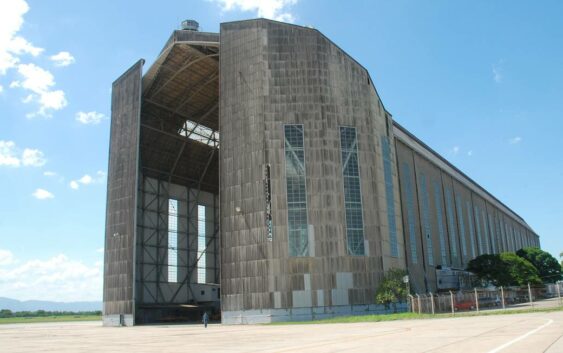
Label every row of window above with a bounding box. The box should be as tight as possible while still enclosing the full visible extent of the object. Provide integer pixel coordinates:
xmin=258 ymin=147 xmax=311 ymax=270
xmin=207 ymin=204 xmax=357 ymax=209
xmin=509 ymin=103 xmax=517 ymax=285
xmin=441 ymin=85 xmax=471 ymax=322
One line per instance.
xmin=400 ymin=163 xmax=537 ymax=267
xmin=284 ymin=125 xmax=368 ymax=256
xmin=167 ymin=202 xmax=209 ymax=284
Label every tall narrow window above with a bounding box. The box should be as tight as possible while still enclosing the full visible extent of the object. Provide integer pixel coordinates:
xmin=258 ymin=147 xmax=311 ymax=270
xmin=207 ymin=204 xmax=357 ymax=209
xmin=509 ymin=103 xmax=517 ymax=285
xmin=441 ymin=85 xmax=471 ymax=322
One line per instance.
xmin=444 ymin=188 xmax=458 ymax=261
xmin=504 ymin=222 xmax=511 ymax=251
xmin=510 ymin=226 xmax=517 ymax=252
xmin=284 ymin=125 xmax=309 ymax=257
xmin=168 ymin=199 xmax=179 ymax=283
xmin=481 ymin=210 xmax=490 ymax=253
xmin=474 ymin=205 xmax=484 ymax=255
xmin=488 ymin=213 xmax=496 ymax=253
xmin=402 ymin=163 xmax=418 ymax=264
xmin=455 ymin=196 xmax=468 ymax=258
xmin=197 ymin=205 xmax=207 ymax=283
xmin=500 ymin=218 xmax=508 ymax=251
xmin=419 ymin=174 xmax=433 ymax=266
xmin=466 ymin=201 xmax=477 ymax=258
xmin=340 ymin=127 xmax=365 ymax=256
xmin=433 ymin=181 xmax=447 ymax=265
xmin=381 ymin=136 xmax=398 ymax=257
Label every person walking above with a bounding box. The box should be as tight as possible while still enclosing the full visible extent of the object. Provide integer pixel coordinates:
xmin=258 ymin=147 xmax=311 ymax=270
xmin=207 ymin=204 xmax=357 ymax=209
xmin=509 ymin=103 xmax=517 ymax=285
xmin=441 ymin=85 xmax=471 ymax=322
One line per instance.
xmin=202 ymin=312 xmax=209 ymax=328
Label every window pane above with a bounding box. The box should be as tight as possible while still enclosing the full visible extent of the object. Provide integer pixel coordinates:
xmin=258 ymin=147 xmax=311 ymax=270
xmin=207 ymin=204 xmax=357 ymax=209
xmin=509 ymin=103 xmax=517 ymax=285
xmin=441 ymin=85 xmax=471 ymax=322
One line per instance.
xmin=284 ymin=124 xmax=309 ymax=257
xmin=340 ymin=127 xmax=365 ymax=256
xmin=168 ymin=199 xmax=178 ymax=283
xmin=381 ymin=136 xmax=398 ymax=257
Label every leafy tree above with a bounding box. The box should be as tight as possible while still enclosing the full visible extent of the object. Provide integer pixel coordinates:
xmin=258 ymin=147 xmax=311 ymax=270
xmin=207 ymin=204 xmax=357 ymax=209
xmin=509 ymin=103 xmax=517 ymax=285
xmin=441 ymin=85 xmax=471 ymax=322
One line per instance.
xmin=516 ymin=247 xmax=562 ymax=283
xmin=375 ymin=268 xmax=408 ymax=312
xmin=500 ymin=252 xmax=541 ymax=286
xmin=466 ymin=254 xmax=511 ymax=286
xmin=467 ymin=253 xmax=541 ymax=286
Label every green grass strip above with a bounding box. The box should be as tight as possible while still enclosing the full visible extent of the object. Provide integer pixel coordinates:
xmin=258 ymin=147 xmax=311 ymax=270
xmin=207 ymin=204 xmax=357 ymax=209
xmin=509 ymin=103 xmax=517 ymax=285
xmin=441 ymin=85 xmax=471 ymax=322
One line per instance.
xmin=0 ymin=315 xmax=101 ymax=325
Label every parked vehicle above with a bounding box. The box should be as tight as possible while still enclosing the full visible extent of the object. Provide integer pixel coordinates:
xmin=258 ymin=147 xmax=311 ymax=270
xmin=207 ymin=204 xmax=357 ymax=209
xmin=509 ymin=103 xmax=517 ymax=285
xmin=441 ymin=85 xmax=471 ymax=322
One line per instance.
xmin=454 ymin=300 xmax=475 ymax=311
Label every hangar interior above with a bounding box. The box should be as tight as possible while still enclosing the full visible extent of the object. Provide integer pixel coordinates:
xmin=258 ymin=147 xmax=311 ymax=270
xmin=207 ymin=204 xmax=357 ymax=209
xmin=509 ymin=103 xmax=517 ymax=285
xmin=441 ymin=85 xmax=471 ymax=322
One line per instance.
xmin=134 ymin=29 xmax=221 ymax=323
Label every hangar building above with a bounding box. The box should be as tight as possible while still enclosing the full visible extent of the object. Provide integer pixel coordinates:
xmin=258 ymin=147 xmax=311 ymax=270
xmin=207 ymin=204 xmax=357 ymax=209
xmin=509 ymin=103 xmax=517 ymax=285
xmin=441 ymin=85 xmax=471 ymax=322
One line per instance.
xmin=103 ymin=19 xmax=540 ymax=326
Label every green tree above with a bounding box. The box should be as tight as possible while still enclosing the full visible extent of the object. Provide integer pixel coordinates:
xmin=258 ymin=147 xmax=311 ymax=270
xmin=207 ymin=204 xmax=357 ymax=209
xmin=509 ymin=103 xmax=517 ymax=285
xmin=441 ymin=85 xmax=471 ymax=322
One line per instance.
xmin=516 ymin=247 xmax=562 ymax=283
xmin=501 ymin=252 xmax=541 ymax=286
xmin=0 ymin=309 xmax=13 ymax=318
xmin=375 ymin=268 xmax=408 ymax=312
xmin=467 ymin=253 xmax=541 ymax=286
xmin=466 ymin=254 xmax=511 ymax=286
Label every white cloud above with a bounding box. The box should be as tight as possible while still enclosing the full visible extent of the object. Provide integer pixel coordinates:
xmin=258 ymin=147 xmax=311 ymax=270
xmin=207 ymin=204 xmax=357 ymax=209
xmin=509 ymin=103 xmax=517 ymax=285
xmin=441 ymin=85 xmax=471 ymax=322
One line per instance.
xmin=22 ymin=148 xmax=46 ymax=166
xmin=0 ymin=84 xmax=3 ymax=93
xmin=509 ymin=136 xmax=522 ymax=144
xmin=0 ymin=140 xmax=21 ymax=167
xmin=467 ymin=150 xmax=473 ymax=157
xmin=0 ymin=140 xmax=47 ymax=167
xmin=43 ymin=170 xmax=56 ymax=177
xmin=450 ymin=146 xmax=460 ymax=155
xmin=0 ymin=249 xmax=15 ymax=266
xmin=79 ymin=174 xmax=93 ymax=185
xmin=32 ymin=188 xmax=54 ymax=200
xmin=209 ymin=0 xmax=298 ymax=22
xmin=0 ymin=252 xmax=102 ymax=302
xmin=0 ymin=1 xmax=69 ymax=118
xmin=13 ymin=63 xmax=67 ymax=118
xmin=0 ymin=0 xmax=43 ymax=75
xmin=76 ymin=111 xmax=107 ymax=125
xmin=69 ymin=170 xmax=106 ymax=190
xmin=50 ymin=51 xmax=75 ymax=67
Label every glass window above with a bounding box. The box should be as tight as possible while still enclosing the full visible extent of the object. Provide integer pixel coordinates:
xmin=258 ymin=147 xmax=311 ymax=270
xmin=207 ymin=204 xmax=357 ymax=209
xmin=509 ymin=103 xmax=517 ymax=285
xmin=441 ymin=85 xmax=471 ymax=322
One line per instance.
xmin=401 ymin=162 xmax=418 ymax=264
xmin=168 ymin=199 xmax=179 ymax=283
xmin=505 ymin=223 xmax=511 ymax=251
xmin=284 ymin=125 xmax=309 ymax=257
xmin=488 ymin=213 xmax=496 ymax=253
xmin=481 ymin=210 xmax=490 ymax=254
xmin=197 ymin=205 xmax=206 ymax=283
xmin=474 ymin=205 xmax=484 ymax=255
xmin=419 ymin=173 xmax=433 ymax=266
xmin=445 ymin=188 xmax=458 ymax=261
xmin=340 ymin=127 xmax=365 ymax=255
xmin=381 ymin=136 xmax=398 ymax=257
xmin=433 ymin=181 xmax=447 ymax=266
xmin=455 ymin=196 xmax=468 ymax=258
xmin=466 ymin=201 xmax=476 ymax=258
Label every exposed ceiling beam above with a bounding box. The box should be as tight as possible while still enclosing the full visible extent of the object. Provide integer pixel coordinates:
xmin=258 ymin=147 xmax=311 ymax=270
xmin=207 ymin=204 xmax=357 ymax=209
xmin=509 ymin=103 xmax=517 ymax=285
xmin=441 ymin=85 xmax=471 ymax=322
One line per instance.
xmin=149 ymin=53 xmax=219 ymax=99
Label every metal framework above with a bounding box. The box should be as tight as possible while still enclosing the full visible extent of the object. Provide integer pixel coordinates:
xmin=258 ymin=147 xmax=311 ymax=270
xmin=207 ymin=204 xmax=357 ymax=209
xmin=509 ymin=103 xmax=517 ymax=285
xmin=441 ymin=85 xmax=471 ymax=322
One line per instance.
xmin=134 ymin=31 xmax=221 ymax=322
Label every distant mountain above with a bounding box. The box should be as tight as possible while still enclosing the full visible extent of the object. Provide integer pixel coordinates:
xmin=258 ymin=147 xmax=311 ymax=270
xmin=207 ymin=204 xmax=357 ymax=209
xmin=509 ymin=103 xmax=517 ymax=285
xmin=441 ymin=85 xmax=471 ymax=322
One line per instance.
xmin=0 ymin=297 xmax=102 ymax=312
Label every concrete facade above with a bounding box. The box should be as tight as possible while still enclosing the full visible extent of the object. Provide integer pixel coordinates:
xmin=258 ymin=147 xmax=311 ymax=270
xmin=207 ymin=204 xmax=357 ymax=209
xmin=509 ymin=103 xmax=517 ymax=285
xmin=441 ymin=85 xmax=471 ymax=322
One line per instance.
xmin=103 ymin=18 xmax=540 ymax=325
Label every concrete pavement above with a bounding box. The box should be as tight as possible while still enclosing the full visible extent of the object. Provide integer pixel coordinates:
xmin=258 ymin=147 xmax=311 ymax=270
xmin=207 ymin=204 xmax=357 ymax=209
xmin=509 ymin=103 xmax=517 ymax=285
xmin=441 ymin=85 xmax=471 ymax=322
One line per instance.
xmin=0 ymin=310 xmax=562 ymax=352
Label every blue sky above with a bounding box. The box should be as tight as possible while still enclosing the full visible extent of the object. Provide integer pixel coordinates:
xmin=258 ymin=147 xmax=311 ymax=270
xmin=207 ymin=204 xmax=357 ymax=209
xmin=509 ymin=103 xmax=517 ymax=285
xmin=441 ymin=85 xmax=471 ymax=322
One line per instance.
xmin=0 ymin=0 xmax=561 ymax=301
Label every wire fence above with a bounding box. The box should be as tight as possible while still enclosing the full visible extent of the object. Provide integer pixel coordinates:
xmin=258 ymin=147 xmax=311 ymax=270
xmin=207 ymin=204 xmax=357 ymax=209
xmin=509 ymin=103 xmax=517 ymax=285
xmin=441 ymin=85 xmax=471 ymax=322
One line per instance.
xmin=408 ymin=282 xmax=563 ymax=315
